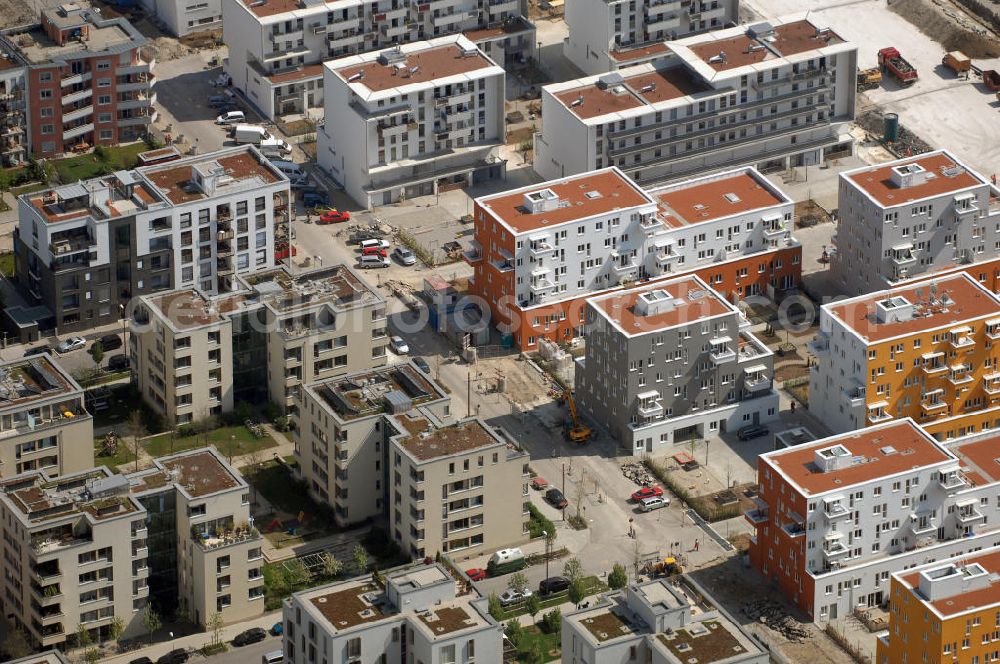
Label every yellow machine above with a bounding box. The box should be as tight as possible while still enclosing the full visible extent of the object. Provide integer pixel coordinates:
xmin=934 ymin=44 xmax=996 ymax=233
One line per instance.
xmin=857 ymin=67 xmax=882 ymax=91
xmin=562 ymin=389 xmax=592 ymax=443
xmin=647 ymin=557 xmax=683 ymax=577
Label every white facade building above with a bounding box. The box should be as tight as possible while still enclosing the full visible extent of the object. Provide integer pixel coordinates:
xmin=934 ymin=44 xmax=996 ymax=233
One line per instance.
xmin=317 ymin=35 xmax=506 ymax=207
xmin=138 ymin=0 xmax=222 ymax=37
xmin=832 ymin=150 xmax=1000 ymax=296
xmin=221 ymin=0 xmax=533 ymax=120
xmin=536 ymin=15 xmax=857 ymax=187
xmin=564 ymin=0 xmax=739 ymax=76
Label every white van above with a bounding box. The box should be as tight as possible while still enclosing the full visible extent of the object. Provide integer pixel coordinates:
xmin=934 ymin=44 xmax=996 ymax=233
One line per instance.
xmin=639 ymin=496 xmax=669 ymax=512
xmin=259 ymin=138 xmax=292 ymax=157
xmin=269 ymin=159 xmax=305 ymax=179
xmin=262 ymin=650 xmax=283 ymax=664
xmin=360 ymin=238 xmax=391 ymax=252
xmin=489 ymin=548 xmax=525 ymax=567
xmin=359 ymin=255 xmax=390 ymax=269
xmin=234 ymin=124 xmax=269 ymax=144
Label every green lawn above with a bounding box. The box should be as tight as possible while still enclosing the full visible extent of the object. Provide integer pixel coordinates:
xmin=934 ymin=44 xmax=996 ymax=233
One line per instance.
xmin=90 ymin=384 xmax=166 ymax=434
xmin=0 ymin=252 xmax=14 ymax=278
xmin=52 ymin=143 xmax=148 ymax=183
xmin=10 ymin=182 xmax=48 ymax=197
xmin=247 ymin=461 xmax=325 ymax=519
xmin=516 ymin=625 xmax=561 ymax=662
xmin=94 ymin=437 xmax=140 ymax=473
xmin=497 ymin=576 xmax=607 ymax=620
xmin=144 ymin=425 xmax=278 ymax=459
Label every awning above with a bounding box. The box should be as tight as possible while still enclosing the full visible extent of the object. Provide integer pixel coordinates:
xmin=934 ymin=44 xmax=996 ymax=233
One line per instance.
xmin=867 ymin=400 xmax=889 ymax=409
xmin=923 ymin=388 xmax=944 ymax=397
xmin=921 ymin=351 xmax=944 ymax=360
xmin=956 ymin=498 xmax=978 ymax=507
xmin=710 ymin=336 xmax=732 ymax=345
xmin=636 ymin=390 xmax=660 ymax=400
xmin=949 ymin=325 xmax=972 ymax=334
xmin=891 ymin=242 xmax=914 ymax=251
xmin=743 ymin=364 xmax=768 ymax=374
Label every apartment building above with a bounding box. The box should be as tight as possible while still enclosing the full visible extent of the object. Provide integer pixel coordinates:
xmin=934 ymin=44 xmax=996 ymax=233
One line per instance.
xmin=747 ymin=418 xmax=1000 ymax=622
xmin=468 ymin=165 xmax=800 ymax=350
xmin=390 ymin=418 xmax=529 ymax=560
xmin=318 ymin=35 xmax=505 ymax=207
xmin=536 ymin=16 xmax=857 ymax=186
xmin=576 ymin=275 xmax=778 ymax=453
xmin=283 ymin=563 xmax=499 ymax=664
xmin=14 ymin=145 xmax=290 ymax=334
xmin=808 ymin=272 xmax=1000 ymax=434
xmin=561 ymin=576 xmax=765 ymax=664
xmin=831 ymin=150 xmax=1000 ymax=296
xmin=5 ymin=654 xmax=72 ymax=664
xmin=0 ymin=3 xmax=155 ymax=159
xmin=564 ymin=0 xmax=739 ymax=76
xmin=295 ymin=363 xmax=452 ymax=527
xmin=0 ymin=354 xmax=93 ymax=479
xmin=131 ymin=264 xmax=387 ymax=425
xmin=0 ymin=54 xmax=27 ymax=168
xmin=0 ymin=446 xmax=263 ymax=650
xmin=222 ymin=0 xmax=532 ymax=120
xmin=876 ymin=547 xmax=1000 ymax=664
xmin=127 ymin=447 xmax=264 ymax=627
xmin=138 ymin=0 xmax=222 ymax=37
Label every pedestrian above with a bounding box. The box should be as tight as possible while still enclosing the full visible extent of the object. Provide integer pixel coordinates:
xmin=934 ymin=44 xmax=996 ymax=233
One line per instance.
xmin=694 ymin=539 xmax=700 ymax=552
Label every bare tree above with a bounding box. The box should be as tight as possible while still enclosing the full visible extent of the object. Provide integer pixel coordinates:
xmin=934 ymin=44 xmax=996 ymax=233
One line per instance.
xmin=126 ymin=410 xmax=146 ymax=472
xmin=242 ymin=449 xmax=265 ymax=507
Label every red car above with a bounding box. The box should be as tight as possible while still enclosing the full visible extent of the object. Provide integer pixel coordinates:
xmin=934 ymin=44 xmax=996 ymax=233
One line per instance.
xmin=531 ymin=477 xmax=548 ymax=490
xmin=318 ymin=208 xmax=350 ymax=224
xmin=466 ymin=568 xmax=486 ymax=582
xmin=362 ymin=246 xmax=388 ymax=257
xmin=631 ymin=486 xmax=664 ymax=502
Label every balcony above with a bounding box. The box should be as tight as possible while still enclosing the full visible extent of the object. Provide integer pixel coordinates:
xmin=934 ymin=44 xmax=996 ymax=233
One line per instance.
xmin=985 ymin=373 xmax=1000 ymax=396
xmin=842 ymin=385 xmax=866 ymax=407
xmin=380 ymin=22 xmax=410 ymax=38
xmin=63 ymin=122 xmax=94 ymax=140
xmin=822 ymin=536 xmax=849 ymax=560
xmin=62 ymin=105 xmax=93 ymax=123
xmin=948 ymin=365 xmax=973 ymax=387
xmin=50 ymin=234 xmax=94 ymax=256
xmin=647 ymin=15 xmax=682 ymax=32
xmin=119 ymin=113 xmax=154 ymax=127
xmin=762 ymin=218 xmax=788 ymax=237
xmin=217 ymin=259 xmax=235 ymax=276
xmin=921 ymin=399 xmax=948 ymax=414
xmin=908 ymin=512 xmax=937 ymax=536
xmin=432 ymin=11 xmax=472 ymax=26
xmin=743 ymin=366 xmax=771 ymax=392
xmin=635 ymin=393 xmax=663 ymax=418
xmin=270 ymin=28 xmax=304 ymax=43
xmin=709 ymin=337 xmax=736 ymax=364
xmin=939 ymin=469 xmax=968 ymax=492
xmin=987 ymin=319 xmax=1000 ymax=340
xmin=487 ymin=0 xmax=519 ymax=13
xmin=61 ymin=71 xmax=92 ymax=87
xmin=529 ymin=277 xmax=556 ymax=294
xmin=957 ymin=504 xmax=985 ymax=525
xmin=329 ymin=31 xmax=364 ymax=49
xmin=822 ymin=498 xmax=850 ymax=521
xmin=119 ymin=58 xmax=155 ymax=76
xmin=922 ymin=352 xmax=947 ymax=375
xmin=781 ymin=521 xmax=806 ymax=538
xmin=217 ymin=242 xmax=233 ymax=258
xmin=62 ymin=88 xmax=92 ymax=106
xmin=744 ymin=508 xmax=768 ymax=525
xmin=528 ymin=237 xmax=554 ymax=255
xmin=890 ymin=244 xmax=917 ymax=267
xmin=867 ymin=401 xmax=891 ymax=424
xmin=949 ymin=326 xmax=974 ymax=351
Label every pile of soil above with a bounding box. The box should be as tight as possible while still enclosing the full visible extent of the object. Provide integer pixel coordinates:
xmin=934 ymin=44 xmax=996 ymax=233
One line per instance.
xmin=889 ymin=0 xmax=1000 ymax=57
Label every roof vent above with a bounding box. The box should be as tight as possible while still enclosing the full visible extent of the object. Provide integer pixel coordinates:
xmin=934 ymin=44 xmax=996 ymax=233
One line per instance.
xmin=523 ymin=188 xmax=560 ymax=214
xmin=611 ymin=85 xmax=627 ymax=95
xmin=635 ymin=289 xmax=674 ymax=317
xmin=890 ymin=163 xmax=930 ymax=189
xmin=880 ymin=446 xmax=897 ymax=456
xmin=585 ymin=191 xmax=602 ymax=200
xmin=597 ymin=72 xmax=625 ymax=90
xmin=570 ymin=95 xmax=584 ymax=107
xmin=708 ymin=50 xmax=727 ymax=64
xmin=460 ymin=45 xmax=479 ymax=58
xmin=347 ymin=71 xmax=364 ymax=82
xmin=378 ymin=46 xmax=406 ymax=65
xmin=724 ymin=192 xmax=741 ymax=204
xmin=875 ymin=295 xmax=914 ymax=324
xmin=639 ymin=83 xmax=656 ymax=93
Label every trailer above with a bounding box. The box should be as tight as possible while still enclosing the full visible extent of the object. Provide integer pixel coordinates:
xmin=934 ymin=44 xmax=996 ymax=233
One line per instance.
xmin=878 ymin=47 xmax=918 ymax=86
xmin=984 ymin=70 xmax=1000 ymax=91
xmin=942 ymin=51 xmax=971 ymax=75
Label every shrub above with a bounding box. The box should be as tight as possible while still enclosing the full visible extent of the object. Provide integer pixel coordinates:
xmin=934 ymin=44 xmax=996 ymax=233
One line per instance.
xmin=608 ymin=563 xmax=628 ymax=590
xmin=488 ymin=594 xmax=502 ymax=620
xmin=505 ymin=619 xmax=523 ymax=647
xmin=541 ymin=608 xmax=561 ymax=634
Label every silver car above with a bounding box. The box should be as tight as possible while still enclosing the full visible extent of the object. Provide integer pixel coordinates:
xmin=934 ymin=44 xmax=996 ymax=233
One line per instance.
xmin=393 ymin=246 xmax=417 ymax=266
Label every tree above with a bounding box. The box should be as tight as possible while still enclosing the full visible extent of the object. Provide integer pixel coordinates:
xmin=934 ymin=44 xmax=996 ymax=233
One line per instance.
xmin=241 ymin=450 xmax=265 ymax=506
xmin=352 ymin=544 xmax=370 ymax=575
xmin=487 ymin=593 xmax=502 ymax=620
xmin=142 ymin=604 xmax=161 ymax=645
xmin=208 ymin=611 xmax=224 ymax=647
xmin=563 ymin=557 xmax=583 ymax=583
xmin=84 ymin=648 xmax=100 ymax=664
xmin=1 ymin=622 xmax=30 ymax=660
xmin=76 ymin=623 xmax=92 ymax=648
xmin=319 ymin=552 xmax=343 ymax=579
xmin=505 ymin=619 xmax=523 ymax=648
xmin=542 ymin=608 xmax=561 ymax=634
xmin=284 ymin=559 xmax=310 ymax=589
xmin=526 ymin=593 xmax=541 ymax=620
xmin=108 ymin=615 xmax=125 ymax=643
xmin=568 ymin=578 xmax=586 ymax=606
xmin=89 ymin=340 xmax=104 ymax=368
xmin=608 ymin=563 xmax=628 ymax=590
xmin=507 ymin=571 xmax=528 ymax=593
xmin=529 ymin=640 xmax=546 ymax=664
xmin=126 ymin=409 xmax=147 ymax=472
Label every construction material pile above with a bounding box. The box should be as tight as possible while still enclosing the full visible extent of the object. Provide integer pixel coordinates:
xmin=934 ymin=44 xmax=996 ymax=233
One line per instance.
xmin=741 ymin=599 xmax=810 ymax=642
xmin=621 ymin=461 xmax=655 ymax=487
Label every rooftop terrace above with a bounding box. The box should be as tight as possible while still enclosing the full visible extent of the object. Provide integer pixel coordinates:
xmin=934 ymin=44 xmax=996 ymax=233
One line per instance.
xmin=0 ymin=355 xmax=82 ymax=411
xmin=317 ymin=365 xmax=443 ymax=420
xmin=336 ymin=38 xmax=496 ymax=95
xmin=844 ymin=151 xmax=984 ymax=207
xmin=2 ymin=469 xmax=139 ymax=525
xmin=11 ymin=7 xmax=145 ymax=64
xmin=899 ymin=548 xmax=1000 ymax=617
xmin=240 ymin=265 xmax=380 ymax=314
xmin=657 ymin=621 xmax=751 ymax=664
xmin=309 ymin=581 xmax=388 ymax=632
xmin=27 ymin=173 xmax=163 ymax=225
xmin=140 ymin=149 xmax=283 ymax=205
xmin=155 ymin=449 xmax=243 ymax=498
xmin=399 ymin=419 xmax=502 ymax=462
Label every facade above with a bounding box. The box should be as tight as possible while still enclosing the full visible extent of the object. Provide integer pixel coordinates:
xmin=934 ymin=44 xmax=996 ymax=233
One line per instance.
xmin=832 ymin=150 xmax=1000 ymax=296
xmin=295 ymin=363 xmax=452 ymax=528
xmin=0 ymin=55 xmax=28 ymax=167
xmin=468 ymin=165 xmax=800 ymax=350
xmin=318 ymin=35 xmax=506 ymax=207
xmin=282 ymin=563 xmax=500 ymax=664
xmin=221 ymin=0 xmax=533 ymax=120
xmin=576 ymin=274 xmax=778 ymax=453
xmin=0 ymin=3 xmax=155 ymax=159
xmin=390 ymin=418 xmax=530 ymax=560
xmin=0 ymin=353 xmax=94 ymax=479
xmin=561 ymin=576 xmax=766 ymax=664
xmin=535 ymin=16 xmax=857 ymax=187
xmin=564 ymin=0 xmax=739 ymax=76
xmin=876 ymin=547 xmax=1000 ymax=664
xmin=4 ymin=654 xmax=72 ymax=664
xmin=14 ymin=145 xmax=290 ymax=334
xmin=747 ymin=418 xmax=1000 ymax=622
xmin=808 ymin=272 xmax=1000 ymax=434
xmin=131 ymin=264 xmax=387 ymax=425
xmin=0 ymin=446 xmax=262 ymax=650
xmin=138 ymin=0 xmax=222 ymax=37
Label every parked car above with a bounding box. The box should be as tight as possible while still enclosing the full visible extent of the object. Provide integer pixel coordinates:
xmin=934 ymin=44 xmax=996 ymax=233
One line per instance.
xmin=531 ymin=477 xmax=549 ymax=490
xmin=362 ymin=246 xmax=388 ymax=258
xmin=95 ymin=333 xmax=122 ymax=352
xmin=56 ymin=337 xmax=86 ymax=353
xmin=639 ymin=496 xmax=669 ymax=512
xmin=23 ymin=345 xmax=49 ymax=357
xmin=498 ymin=588 xmax=533 ymax=606
xmin=737 ymin=425 xmax=770 ymax=441
xmin=318 ymin=208 xmax=350 ymax=224
xmin=107 ymin=354 xmax=130 ymax=372
xmin=270 ymin=622 xmax=283 ymax=636
xmin=359 ymin=255 xmax=390 ymax=269
xmin=233 ymin=627 xmax=267 ymax=647
xmin=390 ymin=336 xmax=409 ymax=354
xmin=466 ymin=568 xmax=487 ymax=582
xmin=302 ymin=191 xmax=328 ymax=208
xmin=216 ymin=110 xmax=245 ymax=125
xmin=129 ymin=658 xmax=153 ymax=664
xmin=546 ymin=488 xmax=568 ymax=509
xmin=393 ymin=246 xmax=417 ymax=266
xmin=413 ymin=356 xmax=431 ymax=374
xmin=631 ymin=486 xmax=664 ymax=502
xmin=156 ymin=650 xmax=189 ymax=664
xmin=359 ymin=238 xmax=391 ymax=252
xmin=207 ymin=95 xmax=229 ymax=107
xmin=538 ymin=576 xmax=570 ymax=596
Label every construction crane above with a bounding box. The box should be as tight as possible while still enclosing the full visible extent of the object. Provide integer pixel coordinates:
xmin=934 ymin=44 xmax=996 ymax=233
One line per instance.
xmin=561 ymin=389 xmax=592 ymax=443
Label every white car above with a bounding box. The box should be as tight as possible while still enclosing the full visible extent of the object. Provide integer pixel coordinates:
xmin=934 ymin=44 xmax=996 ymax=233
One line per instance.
xmin=498 ymin=588 xmax=533 ymax=606
xmin=56 ymin=337 xmax=86 ymax=353
xmin=390 ymin=336 xmax=409 ymax=354
xmin=393 ymin=246 xmax=417 ymax=266
xmin=216 ymin=110 xmax=245 ymax=125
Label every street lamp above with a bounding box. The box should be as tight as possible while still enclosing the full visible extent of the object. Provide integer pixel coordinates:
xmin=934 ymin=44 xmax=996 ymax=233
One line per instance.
xmin=542 ymin=530 xmax=550 ymax=582
xmin=119 ymin=303 xmax=128 ymax=357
